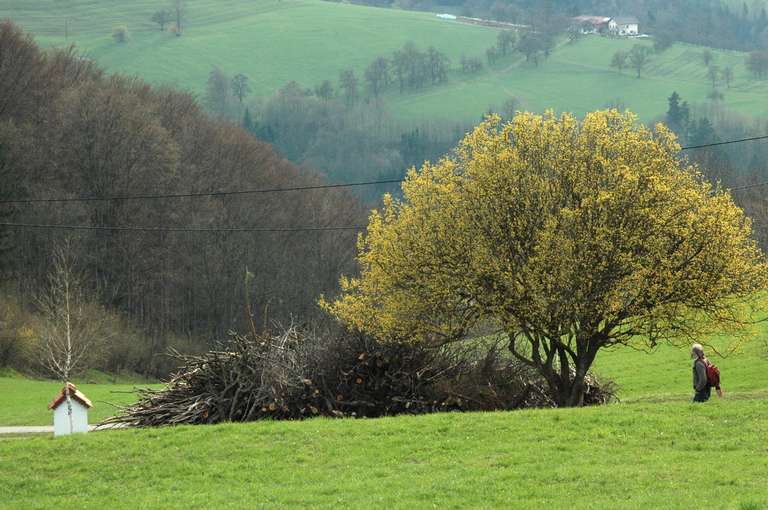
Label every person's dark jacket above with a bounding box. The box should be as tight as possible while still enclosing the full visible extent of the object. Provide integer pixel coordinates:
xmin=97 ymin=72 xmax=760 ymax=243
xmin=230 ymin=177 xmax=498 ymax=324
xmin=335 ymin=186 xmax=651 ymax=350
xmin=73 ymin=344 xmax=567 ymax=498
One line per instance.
xmin=693 ymin=358 xmax=709 ymax=391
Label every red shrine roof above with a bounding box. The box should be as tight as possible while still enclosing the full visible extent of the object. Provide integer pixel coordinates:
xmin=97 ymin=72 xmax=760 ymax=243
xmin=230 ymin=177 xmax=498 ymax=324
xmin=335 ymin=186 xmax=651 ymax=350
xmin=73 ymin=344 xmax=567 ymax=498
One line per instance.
xmin=48 ymin=383 xmax=93 ymax=410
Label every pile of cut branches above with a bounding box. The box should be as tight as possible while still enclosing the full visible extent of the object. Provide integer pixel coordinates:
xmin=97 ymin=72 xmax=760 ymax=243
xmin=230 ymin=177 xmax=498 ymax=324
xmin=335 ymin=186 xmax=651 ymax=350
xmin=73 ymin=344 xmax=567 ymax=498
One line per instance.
xmin=101 ymin=326 xmax=616 ymax=427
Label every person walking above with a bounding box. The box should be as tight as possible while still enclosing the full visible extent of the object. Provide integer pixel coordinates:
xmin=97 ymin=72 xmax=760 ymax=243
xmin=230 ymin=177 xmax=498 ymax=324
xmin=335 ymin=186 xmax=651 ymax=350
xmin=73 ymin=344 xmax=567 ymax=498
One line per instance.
xmin=691 ymin=343 xmax=722 ymax=402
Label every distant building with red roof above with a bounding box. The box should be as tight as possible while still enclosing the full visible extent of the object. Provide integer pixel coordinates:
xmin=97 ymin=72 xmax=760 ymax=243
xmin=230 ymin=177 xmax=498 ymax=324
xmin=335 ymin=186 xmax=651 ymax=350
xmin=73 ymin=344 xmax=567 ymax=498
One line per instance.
xmin=572 ymin=15 xmax=611 ymax=34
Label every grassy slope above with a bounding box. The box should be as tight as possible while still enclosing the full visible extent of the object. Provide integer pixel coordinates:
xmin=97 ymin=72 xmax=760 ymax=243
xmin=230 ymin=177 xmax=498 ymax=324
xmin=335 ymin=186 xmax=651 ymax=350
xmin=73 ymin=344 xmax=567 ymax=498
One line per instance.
xmin=0 ymin=334 xmax=766 ymax=508
xmin=0 ymin=401 xmax=766 ymax=508
xmin=3 ymin=1 xmax=768 ymax=125
xmin=596 ymin=339 xmax=768 ymax=402
xmin=0 ymin=0 xmax=497 ymax=98
xmin=388 ymin=37 xmax=768 ymax=123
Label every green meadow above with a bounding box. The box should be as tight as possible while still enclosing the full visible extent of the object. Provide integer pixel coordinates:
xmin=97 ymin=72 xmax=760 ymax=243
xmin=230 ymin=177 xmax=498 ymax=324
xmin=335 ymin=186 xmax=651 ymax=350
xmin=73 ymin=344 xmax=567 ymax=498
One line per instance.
xmin=0 ymin=0 xmax=497 ymax=99
xmin=0 ymin=396 xmax=766 ymax=509
xmin=389 ymin=37 xmax=768 ymax=123
xmin=0 ymin=369 xmax=159 ymax=426
xmin=3 ymin=0 xmax=768 ymax=125
xmin=1 ymin=332 xmax=766 ymax=508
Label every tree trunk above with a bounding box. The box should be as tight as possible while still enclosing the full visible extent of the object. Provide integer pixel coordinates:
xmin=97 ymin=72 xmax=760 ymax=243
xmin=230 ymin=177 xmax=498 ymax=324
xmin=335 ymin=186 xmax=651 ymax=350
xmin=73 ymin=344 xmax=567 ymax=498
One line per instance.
xmin=565 ymin=370 xmax=587 ymax=407
xmin=549 ymin=347 xmax=595 ymax=407
xmin=547 ymin=370 xmax=586 ymax=407
xmin=507 ymin=333 xmax=598 ymax=408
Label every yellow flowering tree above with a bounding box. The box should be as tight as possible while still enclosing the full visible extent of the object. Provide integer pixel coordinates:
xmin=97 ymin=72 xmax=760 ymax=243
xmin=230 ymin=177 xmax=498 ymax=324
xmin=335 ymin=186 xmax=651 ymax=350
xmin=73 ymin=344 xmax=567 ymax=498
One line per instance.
xmin=323 ymin=110 xmax=768 ymax=407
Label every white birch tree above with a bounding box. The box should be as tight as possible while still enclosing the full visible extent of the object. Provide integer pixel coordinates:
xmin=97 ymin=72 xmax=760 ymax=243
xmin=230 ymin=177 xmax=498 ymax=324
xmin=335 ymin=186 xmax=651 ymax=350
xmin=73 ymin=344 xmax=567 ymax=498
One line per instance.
xmin=38 ymin=241 xmax=105 ymax=434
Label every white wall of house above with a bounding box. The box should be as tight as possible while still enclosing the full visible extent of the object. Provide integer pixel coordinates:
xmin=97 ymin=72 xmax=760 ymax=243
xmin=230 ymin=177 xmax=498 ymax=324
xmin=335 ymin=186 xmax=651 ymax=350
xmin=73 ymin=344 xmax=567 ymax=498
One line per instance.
xmin=619 ymin=23 xmax=639 ymax=35
xmin=609 ymin=19 xmax=639 ymax=35
xmin=53 ymin=400 xmax=89 ymax=436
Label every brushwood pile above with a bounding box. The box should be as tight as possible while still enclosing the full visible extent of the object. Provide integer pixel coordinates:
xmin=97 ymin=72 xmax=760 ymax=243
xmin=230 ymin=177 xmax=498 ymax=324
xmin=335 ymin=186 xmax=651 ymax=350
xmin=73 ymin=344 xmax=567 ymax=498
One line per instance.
xmin=102 ymin=326 xmax=616 ymax=427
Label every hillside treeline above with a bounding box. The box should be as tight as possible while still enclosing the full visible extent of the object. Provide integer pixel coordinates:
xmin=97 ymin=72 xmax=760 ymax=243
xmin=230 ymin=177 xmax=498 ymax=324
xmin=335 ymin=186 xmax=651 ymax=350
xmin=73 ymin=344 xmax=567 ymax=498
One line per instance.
xmin=0 ymin=21 xmax=365 ymax=376
xmin=659 ymin=92 xmax=768 ymax=248
xmin=204 ymin=60 xmax=512 ymax=203
xmin=247 ymin=83 xmax=469 ymax=201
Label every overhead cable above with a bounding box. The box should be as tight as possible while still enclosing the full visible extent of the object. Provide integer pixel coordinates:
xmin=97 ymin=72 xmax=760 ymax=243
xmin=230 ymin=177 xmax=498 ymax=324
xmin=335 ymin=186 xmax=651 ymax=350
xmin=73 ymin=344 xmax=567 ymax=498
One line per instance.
xmin=0 ymin=222 xmax=365 ymax=232
xmin=0 ymin=135 xmax=766 ymax=205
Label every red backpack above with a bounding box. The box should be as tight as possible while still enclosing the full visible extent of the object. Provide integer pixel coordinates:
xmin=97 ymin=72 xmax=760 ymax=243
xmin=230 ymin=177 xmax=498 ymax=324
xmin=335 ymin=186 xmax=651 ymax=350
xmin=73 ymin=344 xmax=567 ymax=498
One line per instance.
xmin=700 ymin=359 xmax=721 ymax=388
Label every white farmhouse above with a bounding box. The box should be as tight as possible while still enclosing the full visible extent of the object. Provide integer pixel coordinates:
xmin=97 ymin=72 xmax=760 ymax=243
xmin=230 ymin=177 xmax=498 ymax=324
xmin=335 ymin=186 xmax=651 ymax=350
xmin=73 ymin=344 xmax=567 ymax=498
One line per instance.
xmin=48 ymin=383 xmax=92 ymax=436
xmin=609 ymin=16 xmax=639 ymax=36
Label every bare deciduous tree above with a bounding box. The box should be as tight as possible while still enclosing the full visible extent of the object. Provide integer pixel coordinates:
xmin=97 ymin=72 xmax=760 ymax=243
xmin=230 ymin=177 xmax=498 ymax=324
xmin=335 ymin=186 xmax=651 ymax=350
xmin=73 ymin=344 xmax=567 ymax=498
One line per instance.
xmin=151 ymin=9 xmax=172 ymax=31
xmin=722 ymin=66 xmax=733 ymax=88
xmin=629 ymin=45 xmax=650 ymax=78
xmin=38 ymin=241 xmax=106 ymax=434
xmin=231 ymin=73 xmax=251 ymax=103
xmin=706 ymin=64 xmax=720 ymax=89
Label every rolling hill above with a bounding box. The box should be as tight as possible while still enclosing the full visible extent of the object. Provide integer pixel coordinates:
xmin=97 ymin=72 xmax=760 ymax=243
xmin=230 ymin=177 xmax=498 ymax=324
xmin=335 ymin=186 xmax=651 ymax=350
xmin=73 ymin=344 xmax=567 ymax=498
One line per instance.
xmin=2 ymin=0 xmax=768 ymax=125
xmin=0 ymin=0 xmax=497 ymax=99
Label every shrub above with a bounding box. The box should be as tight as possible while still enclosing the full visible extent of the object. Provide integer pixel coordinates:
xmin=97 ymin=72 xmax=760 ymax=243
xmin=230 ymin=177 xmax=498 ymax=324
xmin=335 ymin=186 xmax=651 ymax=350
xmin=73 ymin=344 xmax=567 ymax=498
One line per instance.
xmin=112 ymin=25 xmax=129 ymax=43
xmin=707 ymin=89 xmax=724 ymax=101
xmin=0 ymin=292 xmax=40 ymax=371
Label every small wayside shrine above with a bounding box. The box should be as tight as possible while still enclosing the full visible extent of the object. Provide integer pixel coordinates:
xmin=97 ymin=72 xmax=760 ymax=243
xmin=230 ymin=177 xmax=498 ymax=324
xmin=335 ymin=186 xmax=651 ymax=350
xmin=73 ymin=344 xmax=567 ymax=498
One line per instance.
xmin=48 ymin=383 xmax=92 ymax=436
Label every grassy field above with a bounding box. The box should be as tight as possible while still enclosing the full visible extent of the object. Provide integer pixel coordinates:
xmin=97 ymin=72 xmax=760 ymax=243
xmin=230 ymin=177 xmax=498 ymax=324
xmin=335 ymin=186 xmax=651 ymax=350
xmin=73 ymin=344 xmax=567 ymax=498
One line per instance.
xmin=596 ymin=337 xmax=768 ymax=402
xmin=0 ymin=0 xmax=497 ymax=99
xmin=0 ymin=369 xmax=159 ymax=426
xmin=0 ymin=399 xmax=766 ymax=508
xmin=0 ymin=333 xmax=766 ymax=508
xmin=2 ymin=0 xmax=768 ymax=125
xmin=389 ymin=36 xmax=768 ymax=123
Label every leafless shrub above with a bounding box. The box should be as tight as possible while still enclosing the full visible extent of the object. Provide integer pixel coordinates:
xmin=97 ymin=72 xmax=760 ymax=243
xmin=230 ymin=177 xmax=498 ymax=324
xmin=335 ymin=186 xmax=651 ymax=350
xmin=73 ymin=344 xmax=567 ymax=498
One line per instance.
xmin=112 ymin=26 xmax=129 ymax=44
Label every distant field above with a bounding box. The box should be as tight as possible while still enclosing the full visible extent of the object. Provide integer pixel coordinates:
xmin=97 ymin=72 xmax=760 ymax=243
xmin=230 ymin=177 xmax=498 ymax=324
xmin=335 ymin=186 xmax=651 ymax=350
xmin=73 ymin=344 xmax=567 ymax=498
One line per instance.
xmin=3 ymin=0 xmax=768 ymax=125
xmin=388 ymin=37 xmax=768 ymax=123
xmin=0 ymin=0 xmax=497 ymax=98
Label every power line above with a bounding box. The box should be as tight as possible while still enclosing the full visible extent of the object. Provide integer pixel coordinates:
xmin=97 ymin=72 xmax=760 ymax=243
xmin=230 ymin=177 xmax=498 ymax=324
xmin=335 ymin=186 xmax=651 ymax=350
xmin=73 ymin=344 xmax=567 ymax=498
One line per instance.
xmin=727 ymin=181 xmax=768 ymax=193
xmin=0 ymin=134 xmax=766 ymax=234
xmin=0 ymin=222 xmax=365 ymax=233
xmin=0 ymin=135 xmax=766 ymax=205
xmin=679 ymin=134 xmax=768 ymax=151
xmin=0 ymin=178 xmax=405 ymax=205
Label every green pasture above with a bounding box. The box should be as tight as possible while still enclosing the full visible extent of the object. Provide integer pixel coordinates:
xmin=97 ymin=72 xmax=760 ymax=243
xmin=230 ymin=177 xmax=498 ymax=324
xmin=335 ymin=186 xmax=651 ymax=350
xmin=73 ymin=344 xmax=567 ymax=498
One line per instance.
xmin=597 ymin=338 xmax=768 ymax=402
xmin=388 ymin=37 xmax=768 ymax=123
xmin=3 ymin=0 xmax=768 ymax=125
xmin=0 ymin=400 xmax=765 ymax=508
xmin=0 ymin=329 xmax=766 ymax=508
xmin=0 ymin=0 xmax=497 ymax=98
xmin=0 ymin=369 xmax=159 ymax=426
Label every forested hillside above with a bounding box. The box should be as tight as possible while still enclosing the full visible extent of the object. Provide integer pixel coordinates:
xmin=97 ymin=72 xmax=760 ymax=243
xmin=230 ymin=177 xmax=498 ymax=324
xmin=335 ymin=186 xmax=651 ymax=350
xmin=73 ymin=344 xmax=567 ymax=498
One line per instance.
xmin=2 ymin=1 xmax=768 ymax=379
xmin=0 ymin=21 xmax=364 ymax=377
